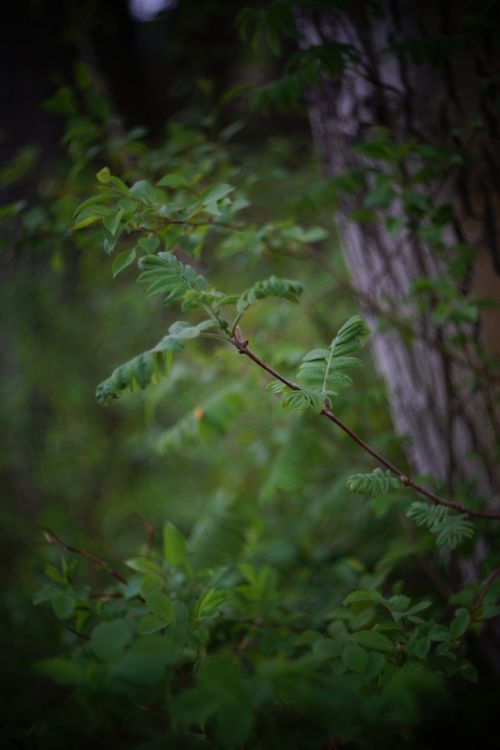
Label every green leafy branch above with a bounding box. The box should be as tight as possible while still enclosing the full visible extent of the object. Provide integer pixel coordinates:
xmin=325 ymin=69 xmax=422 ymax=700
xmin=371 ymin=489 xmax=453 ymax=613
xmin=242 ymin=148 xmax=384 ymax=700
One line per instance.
xmin=407 ymin=502 xmax=474 ymax=549
xmin=94 ymin=248 xmax=500 ymax=524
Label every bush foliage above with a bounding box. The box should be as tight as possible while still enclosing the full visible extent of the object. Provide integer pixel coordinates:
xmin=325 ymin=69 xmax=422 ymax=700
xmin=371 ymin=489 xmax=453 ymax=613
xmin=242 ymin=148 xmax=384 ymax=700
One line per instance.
xmin=2 ymin=3 xmax=500 ymax=748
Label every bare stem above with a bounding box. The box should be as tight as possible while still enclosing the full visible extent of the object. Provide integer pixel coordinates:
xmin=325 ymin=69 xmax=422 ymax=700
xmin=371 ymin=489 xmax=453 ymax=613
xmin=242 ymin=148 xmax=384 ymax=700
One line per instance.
xmin=42 ymin=528 xmax=129 ymax=585
xmin=472 ymin=567 xmax=500 ymax=616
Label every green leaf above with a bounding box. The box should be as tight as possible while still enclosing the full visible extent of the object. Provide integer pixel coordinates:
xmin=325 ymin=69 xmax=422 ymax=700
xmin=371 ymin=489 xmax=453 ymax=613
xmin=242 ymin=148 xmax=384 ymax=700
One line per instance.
xmin=202 ymin=183 xmax=235 ymax=204
xmin=157 ymin=173 xmax=191 ymax=189
xmin=103 ymin=208 xmax=123 ymax=238
xmin=91 ymin=620 xmax=132 ymax=662
xmin=269 ymin=382 xmax=325 ymax=415
xmin=138 ymin=614 xmax=170 ymax=635
xmin=96 ymin=167 xmax=111 ymax=184
xmin=36 ymin=658 xmax=83 ymax=685
xmin=351 ymin=629 xmax=394 ymax=652
xmin=163 ymin=521 xmax=189 ymax=570
xmin=167 ymin=320 xmax=216 ymax=339
xmin=112 ymin=636 xmax=174 ymax=685
xmin=347 ymin=468 xmax=401 ymax=497
xmin=137 ymin=252 xmax=207 ymax=306
xmin=344 ymin=590 xmax=385 ymax=607
xmin=342 ymin=643 xmax=369 ymax=674
xmin=137 ymin=236 xmax=161 ymax=254
xmin=125 ymin=557 xmax=163 ymax=574
xmin=144 ymin=589 xmax=176 ymax=624
xmin=193 ymin=589 xmax=233 ymax=621
xmin=73 ymin=214 xmax=100 ymax=231
xmin=130 ymin=179 xmax=165 ymax=204
xmin=112 ymin=248 xmax=136 ymax=278
xmin=236 ymin=275 xmax=303 ymax=313
xmin=33 ymin=583 xmax=61 ymax=605
xmin=407 ymin=502 xmax=474 ymax=549
xmin=298 ymin=315 xmax=368 ymax=398
xmin=51 ymin=592 xmax=75 ymax=620
xmin=173 ymin=656 xmax=253 ymax=746
xmin=450 ymin=608 xmax=470 ymax=638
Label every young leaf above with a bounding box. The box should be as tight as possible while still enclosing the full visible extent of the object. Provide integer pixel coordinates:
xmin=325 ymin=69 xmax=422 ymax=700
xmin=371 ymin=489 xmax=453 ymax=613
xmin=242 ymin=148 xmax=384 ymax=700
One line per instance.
xmin=137 ymin=252 xmax=207 ymax=307
xmin=297 ymin=315 xmax=369 ymax=399
xmin=236 ymin=275 xmax=303 ymax=313
xmin=347 ymin=468 xmax=402 ymax=497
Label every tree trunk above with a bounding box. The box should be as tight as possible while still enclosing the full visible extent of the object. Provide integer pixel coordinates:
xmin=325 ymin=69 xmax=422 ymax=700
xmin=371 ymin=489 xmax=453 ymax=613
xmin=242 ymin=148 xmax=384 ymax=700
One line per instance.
xmin=294 ymin=0 xmax=500 ymax=500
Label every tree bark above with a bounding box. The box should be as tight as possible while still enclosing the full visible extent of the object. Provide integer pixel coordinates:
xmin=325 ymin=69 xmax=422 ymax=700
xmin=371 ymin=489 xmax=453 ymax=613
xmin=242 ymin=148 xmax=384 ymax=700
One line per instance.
xmin=294 ymin=0 xmax=500 ymax=500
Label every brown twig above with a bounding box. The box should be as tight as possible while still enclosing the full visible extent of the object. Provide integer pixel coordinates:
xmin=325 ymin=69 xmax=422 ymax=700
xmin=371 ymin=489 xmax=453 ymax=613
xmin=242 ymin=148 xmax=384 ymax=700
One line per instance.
xmin=42 ymin=528 xmax=128 ymax=585
xmin=65 ymin=625 xmax=91 ymax=641
xmin=230 ymin=336 xmax=500 ymax=521
xmin=472 ymin=567 xmax=500 ymax=617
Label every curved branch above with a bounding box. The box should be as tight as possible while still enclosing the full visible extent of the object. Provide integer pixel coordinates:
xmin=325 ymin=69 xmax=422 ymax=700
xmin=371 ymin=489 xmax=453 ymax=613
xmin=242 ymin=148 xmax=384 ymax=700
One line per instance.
xmin=230 ymin=337 xmax=500 ymax=521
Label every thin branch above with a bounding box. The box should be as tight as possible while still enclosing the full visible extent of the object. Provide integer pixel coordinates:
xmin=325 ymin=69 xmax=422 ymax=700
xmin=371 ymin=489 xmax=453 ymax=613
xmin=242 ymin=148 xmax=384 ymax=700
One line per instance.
xmin=472 ymin=567 xmax=500 ymax=616
xmin=42 ymin=528 xmax=128 ymax=585
xmin=65 ymin=625 xmax=91 ymax=641
xmin=230 ymin=337 xmax=500 ymax=521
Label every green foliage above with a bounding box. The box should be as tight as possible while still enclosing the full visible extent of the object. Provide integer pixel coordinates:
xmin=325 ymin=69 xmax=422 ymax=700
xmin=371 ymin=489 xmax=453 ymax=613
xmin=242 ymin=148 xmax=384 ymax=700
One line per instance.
xmin=236 ymin=275 xmax=303 ymax=312
xmin=4 ymin=8 xmax=500 ymax=747
xmin=348 ymin=468 xmax=402 ymax=496
xmin=297 ymin=314 xmax=369 ymax=400
xmin=137 ymin=252 xmax=208 ymax=307
xmin=95 ymin=320 xmax=215 ymax=405
xmin=407 ymin=502 xmax=475 ymax=549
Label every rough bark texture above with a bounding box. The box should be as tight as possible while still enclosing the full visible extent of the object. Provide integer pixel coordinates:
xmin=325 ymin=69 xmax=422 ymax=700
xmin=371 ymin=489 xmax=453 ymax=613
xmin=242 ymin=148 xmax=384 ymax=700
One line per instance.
xmin=295 ymin=0 xmax=500 ymax=499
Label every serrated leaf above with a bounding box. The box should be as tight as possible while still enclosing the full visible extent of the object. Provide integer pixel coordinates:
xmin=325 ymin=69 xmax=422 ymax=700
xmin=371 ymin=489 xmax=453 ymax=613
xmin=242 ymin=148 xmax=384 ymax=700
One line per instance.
xmin=347 ymin=468 xmax=401 ymax=497
xmin=236 ymin=275 xmax=302 ymax=313
xmin=137 ymin=252 xmax=207 ymax=306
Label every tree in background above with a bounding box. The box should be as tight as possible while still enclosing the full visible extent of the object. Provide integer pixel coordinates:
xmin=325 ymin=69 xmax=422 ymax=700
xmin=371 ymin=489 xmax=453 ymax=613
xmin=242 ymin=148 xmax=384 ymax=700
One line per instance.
xmin=285 ymin=0 xmax=500 ymax=497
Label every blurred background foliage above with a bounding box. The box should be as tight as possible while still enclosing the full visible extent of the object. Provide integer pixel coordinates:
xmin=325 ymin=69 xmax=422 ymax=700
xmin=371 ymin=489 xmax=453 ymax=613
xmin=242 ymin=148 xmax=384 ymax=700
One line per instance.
xmin=1 ymin=1 xmax=497 ymax=748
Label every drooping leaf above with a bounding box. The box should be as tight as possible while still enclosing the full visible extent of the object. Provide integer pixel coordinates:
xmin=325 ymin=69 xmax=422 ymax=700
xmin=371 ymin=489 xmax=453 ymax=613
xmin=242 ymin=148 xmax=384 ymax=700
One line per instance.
xmin=236 ymin=275 xmax=303 ymax=313
xmin=96 ymin=320 xmax=213 ymax=404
